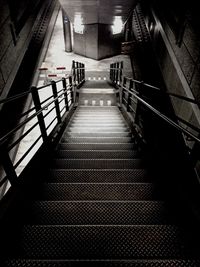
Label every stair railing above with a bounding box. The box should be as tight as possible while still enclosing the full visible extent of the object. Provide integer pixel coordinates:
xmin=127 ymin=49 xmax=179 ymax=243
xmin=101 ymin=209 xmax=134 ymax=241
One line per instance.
xmin=0 ymin=63 xmax=85 ymax=197
xmin=110 ymin=61 xmax=200 ymax=173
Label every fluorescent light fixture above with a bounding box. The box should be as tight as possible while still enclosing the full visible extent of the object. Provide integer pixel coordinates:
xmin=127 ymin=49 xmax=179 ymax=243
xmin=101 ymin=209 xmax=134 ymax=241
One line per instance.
xmin=112 ymin=16 xmax=123 ymax=34
xmin=74 ymin=14 xmax=84 ymax=34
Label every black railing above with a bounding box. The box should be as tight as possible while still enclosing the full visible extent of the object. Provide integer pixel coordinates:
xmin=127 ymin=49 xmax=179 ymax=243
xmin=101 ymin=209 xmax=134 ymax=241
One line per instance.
xmin=110 ymin=61 xmax=200 ymax=167
xmin=0 ymin=61 xmax=85 ymax=195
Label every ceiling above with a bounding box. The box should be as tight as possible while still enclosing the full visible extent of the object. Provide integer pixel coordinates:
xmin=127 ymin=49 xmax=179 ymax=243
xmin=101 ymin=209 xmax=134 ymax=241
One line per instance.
xmin=59 ymin=0 xmax=138 ymax=25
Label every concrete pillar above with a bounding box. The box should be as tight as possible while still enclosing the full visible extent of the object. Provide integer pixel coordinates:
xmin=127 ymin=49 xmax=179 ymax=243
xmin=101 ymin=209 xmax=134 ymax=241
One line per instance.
xmin=62 ymin=9 xmax=72 ymax=52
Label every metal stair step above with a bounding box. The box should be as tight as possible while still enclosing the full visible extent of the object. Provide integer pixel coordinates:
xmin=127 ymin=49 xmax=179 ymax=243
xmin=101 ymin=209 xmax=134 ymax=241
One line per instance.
xmin=29 ymin=201 xmax=169 ymax=225
xmin=57 ymin=143 xmax=137 ymax=150
xmin=52 ymin=159 xmax=144 ymax=169
xmin=69 ymin=123 xmax=127 ymax=127
xmin=46 ymin=169 xmax=149 ymax=183
xmin=64 ymin=132 xmax=132 ymax=137
xmin=61 ymin=137 xmax=133 ymax=143
xmin=54 ymin=150 xmax=139 ymax=159
xmin=3 ymin=259 xmax=200 ymax=267
xmin=38 ymin=183 xmax=158 ymax=201
xmin=13 ymin=225 xmax=188 ymax=259
xmin=67 ymin=127 xmax=129 ymax=132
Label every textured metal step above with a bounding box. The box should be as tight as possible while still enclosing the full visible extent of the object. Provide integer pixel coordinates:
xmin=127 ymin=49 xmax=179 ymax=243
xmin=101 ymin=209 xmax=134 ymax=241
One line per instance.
xmin=69 ymin=123 xmax=127 ymax=127
xmin=54 ymin=150 xmax=139 ymax=159
xmin=39 ymin=183 xmax=158 ymax=201
xmin=64 ymin=132 xmax=131 ymax=138
xmin=3 ymin=259 xmax=200 ymax=267
xmin=61 ymin=137 xmax=133 ymax=143
xmin=58 ymin=143 xmax=137 ymax=150
xmin=29 ymin=201 xmax=169 ymax=225
xmin=14 ymin=225 xmax=188 ymax=259
xmin=67 ymin=127 xmax=129 ymax=132
xmin=52 ymin=159 xmax=144 ymax=169
xmin=46 ymin=169 xmax=149 ymax=183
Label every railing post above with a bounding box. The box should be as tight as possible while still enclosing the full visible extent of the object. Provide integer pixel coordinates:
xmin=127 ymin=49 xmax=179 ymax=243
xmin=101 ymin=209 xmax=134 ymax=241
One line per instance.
xmin=120 ymin=61 xmax=123 ymax=84
xmin=51 ymin=81 xmax=62 ymax=124
xmin=72 ymin=60 xmax=76 ymax=86
xmin=82 ymin=63 xmax=85 ymax=81
xmin=31 ymin=86 xmax=48 ymax=142
xmin=127 ymin=79 xmax=133 ymax=112
xmin=62 ymin=78 xmax=69 ymax=111
xmin=0 ymin=147 xmax=17 ymax=185
xmin=69 ymin=75 xmax=74 ymax=104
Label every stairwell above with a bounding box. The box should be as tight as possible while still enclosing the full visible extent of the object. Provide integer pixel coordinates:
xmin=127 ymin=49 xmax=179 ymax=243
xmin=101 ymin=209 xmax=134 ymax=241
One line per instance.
xmin=1 ymin=80 xmax=200 ymax=266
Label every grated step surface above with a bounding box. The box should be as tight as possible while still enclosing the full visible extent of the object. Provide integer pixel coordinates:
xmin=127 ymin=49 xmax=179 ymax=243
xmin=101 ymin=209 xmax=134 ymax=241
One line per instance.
xmin=64 ymin=132 xmax=131 ymax=137
xmin=61 ymin=137 xmax=133 ymax=143
xmin=52 ymin=159 xmax=144 ymax=169
xmin=39 ymin=183 xmax=158 ymax=201
xmin=54 ymin=150 xmax=139 ymax=159
xmin=57 ymin=143 xmax=137 ymax=150
xmin=46 ymin=169 xmax=149 ymax=183
xmin=3 ymin=259 xmax=200 ymax=267
xmin=13 ymin=225 xmax=188 ymax=259
xmin=67 ymin=127 xmax=130 ymax=132
xmin=29 ymin=201 xmax=169 ymax=225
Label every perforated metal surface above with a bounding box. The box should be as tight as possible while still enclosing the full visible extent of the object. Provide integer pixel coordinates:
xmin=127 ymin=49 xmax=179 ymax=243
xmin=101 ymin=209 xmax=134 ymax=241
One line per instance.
xmin=17 ymin=225 xmax=188 ymax=259
xmin=3 ymin=260 xmax=200 ymax=267
xmin=39 ymin=183 xmax=158 ymax=201
xmin=65 ymin=132 xmax=131 ymax=137
xmin=52 ymin=159 xmax=144 ymax=169
xmin=54 ymin=150 xmax=139 ymax=159
xmin=46 ymin=169 xmax=149 ymax=183
xmin=29 ymin=201 xmax=169 ymax=225
xmin=58 ymin=143 xmax=137 ymax=150
xmin=67 ymin=127 xmax=129 ymax=132
xmin=61 ymin=137 xmax=133 ymax=143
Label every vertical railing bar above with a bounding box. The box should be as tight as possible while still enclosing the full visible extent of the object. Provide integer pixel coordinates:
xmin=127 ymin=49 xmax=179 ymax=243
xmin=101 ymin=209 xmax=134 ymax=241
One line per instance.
xmin=31 ymin=86 xmax=48 ymax=142
xmin=51 ymin=81 xmax=62 ymax=124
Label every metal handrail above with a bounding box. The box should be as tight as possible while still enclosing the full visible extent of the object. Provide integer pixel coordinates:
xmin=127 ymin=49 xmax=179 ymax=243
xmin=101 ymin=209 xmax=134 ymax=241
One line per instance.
xmin=110 ymin=61 xmax=200 ymax=106
xmin=122 ymin=86 xmax=200 ymax=144
xmin=0 ymin=60 xmax=85 ymax=191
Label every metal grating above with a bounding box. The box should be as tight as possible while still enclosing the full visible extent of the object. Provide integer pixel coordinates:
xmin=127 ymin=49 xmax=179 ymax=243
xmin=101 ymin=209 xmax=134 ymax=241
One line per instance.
xmin=39 ymin=183 xmax=158 ymax=201
xmin=61 ymin=137 xmax=133 ymax=143
xmin=52 ymin=159 xmax=144 ymax=169
xmin=57 ymin=143 xmax=137 ymax=150
xmin=64 ymin=132 xmax=132 ymax=138
xmin=29 ymin=201 xmax=169 ymax=225
xmin=46 ymin=169 xmax=149 ymax=183
xmin=54 ymin=150 xmax=139 ymax=159
xmin=17 ymin=225 xmax=188 ymax=259
xmin=4 ymin=260 xmax=200 ymax=267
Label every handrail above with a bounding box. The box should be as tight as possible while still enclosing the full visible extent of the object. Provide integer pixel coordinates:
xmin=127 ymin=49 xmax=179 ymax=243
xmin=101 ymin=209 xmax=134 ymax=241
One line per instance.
xmin=122 ymin=86 xmax=200 ymax=144
xmin=111 ymin=62 xmax=200 ymax=106
xmin=0 ymin=90 xmax=32 ymax=105
xmin=0 ymin=60 xmax=85 ymax=193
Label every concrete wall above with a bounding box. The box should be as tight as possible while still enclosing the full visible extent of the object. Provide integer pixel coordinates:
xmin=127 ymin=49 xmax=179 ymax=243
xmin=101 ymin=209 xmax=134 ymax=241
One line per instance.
xmin=0 ymin=0 xmax=41 ymax=98
xmin=73 ymin=23 xmax=123 ymax=60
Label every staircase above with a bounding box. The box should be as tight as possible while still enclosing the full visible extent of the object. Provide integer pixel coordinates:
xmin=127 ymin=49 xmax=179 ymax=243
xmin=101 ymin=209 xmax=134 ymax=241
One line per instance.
xmin=1 ymin=80 xmax=200 ymax=266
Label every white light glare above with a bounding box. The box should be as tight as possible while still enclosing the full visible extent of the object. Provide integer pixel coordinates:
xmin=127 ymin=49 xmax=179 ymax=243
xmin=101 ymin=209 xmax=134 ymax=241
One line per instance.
xmin=74 ymin=15 xmax=84 ymax=34
xmin=112 ymin=17 xmax=123 ymax=34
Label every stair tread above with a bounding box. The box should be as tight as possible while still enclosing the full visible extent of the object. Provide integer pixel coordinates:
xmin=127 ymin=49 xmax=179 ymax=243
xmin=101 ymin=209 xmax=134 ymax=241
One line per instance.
xmin=29 ymin=201 xmax=170 ymax=225
xmin=52 ymin=158 xmax=144 ymax=169
xmin=54 ymin=150 xmax=139 ymax=159
xmin=46 ymin=169 xmax=149 ymax=183
xmin=61 ymin=137 xmax=133 ymax=143
xmin=38 ymin=183 xmax=159 ymax=201
xmin=12 ymin=225 xmax=190 ymax=259
xmin=58 ymin=143 xmax=137 ymax=150
xmin=3 ymin=259 xmax=200 ymax=267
